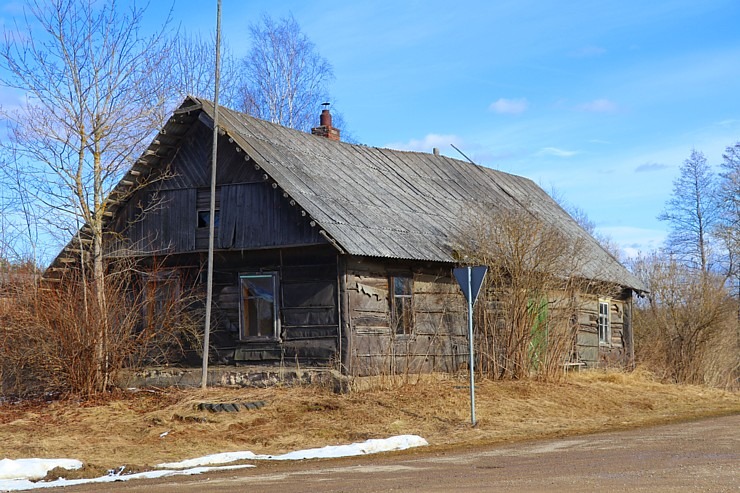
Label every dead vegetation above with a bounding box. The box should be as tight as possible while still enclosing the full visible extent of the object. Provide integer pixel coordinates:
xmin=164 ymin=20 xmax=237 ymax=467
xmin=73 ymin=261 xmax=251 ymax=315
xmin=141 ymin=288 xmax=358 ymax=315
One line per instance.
xmin=0 ymin=262 xmax=204 ymax=398
xmin=460 ymin=207 xmax=615 ymax=380
xmin=631 ymin=253 xmax=739 ymax=389
xmin=0 ymin=369 xmax=737 ymax=476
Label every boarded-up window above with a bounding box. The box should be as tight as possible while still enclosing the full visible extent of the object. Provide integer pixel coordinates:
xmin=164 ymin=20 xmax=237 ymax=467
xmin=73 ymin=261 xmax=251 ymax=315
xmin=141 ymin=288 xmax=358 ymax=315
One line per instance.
xmin=391 ymin=276 xmax=413 ymax=334
xmin=598 ymin=300 xmax=610 ymax=345
xmin=239 ymin=273 xmax=279 ymax=339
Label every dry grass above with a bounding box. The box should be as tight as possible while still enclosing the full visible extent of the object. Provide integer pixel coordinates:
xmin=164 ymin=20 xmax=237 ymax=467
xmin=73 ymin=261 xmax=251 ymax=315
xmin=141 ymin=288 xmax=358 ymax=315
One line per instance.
xmin=0 ymin=369 xmax=738 ymax=476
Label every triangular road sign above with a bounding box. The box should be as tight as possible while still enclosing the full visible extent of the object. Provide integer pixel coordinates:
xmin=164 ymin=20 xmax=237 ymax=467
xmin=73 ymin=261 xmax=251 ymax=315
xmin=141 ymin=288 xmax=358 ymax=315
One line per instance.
xmin=453 ymin=266 xmax=488 ymax=305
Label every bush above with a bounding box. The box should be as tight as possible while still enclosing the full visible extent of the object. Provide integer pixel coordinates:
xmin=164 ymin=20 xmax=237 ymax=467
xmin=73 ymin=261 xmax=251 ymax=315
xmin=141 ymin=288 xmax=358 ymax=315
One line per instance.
xmin=0 ymin=264 xmax=204 ymax=398
xmin=459 ymin=208 xmax=618 ymax=381
xmin=632 ymin=253 xmax=739 ymax=389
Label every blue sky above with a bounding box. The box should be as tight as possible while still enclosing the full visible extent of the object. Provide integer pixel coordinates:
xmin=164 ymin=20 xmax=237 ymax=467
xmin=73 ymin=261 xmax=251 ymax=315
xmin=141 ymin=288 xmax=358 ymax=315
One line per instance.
xmin=3 ymin=0 xmax=740 ymax=259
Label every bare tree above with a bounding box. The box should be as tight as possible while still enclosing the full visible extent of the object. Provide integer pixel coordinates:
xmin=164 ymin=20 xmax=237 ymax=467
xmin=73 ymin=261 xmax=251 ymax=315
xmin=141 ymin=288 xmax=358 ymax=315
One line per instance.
xmin=238 ymin=14 xmax=334 ymax=132
xmin=658 ymin=149 xmax=720 ymax=273
xmin=717 ymin=142 xmax=740 ymax=278
xmin=0 ymin=0 xmax=171 ymax=391
xmin=549 ymin=188 xmax=623 ymax=261
xmin=155 ymin=32 xmax=241 ymax=121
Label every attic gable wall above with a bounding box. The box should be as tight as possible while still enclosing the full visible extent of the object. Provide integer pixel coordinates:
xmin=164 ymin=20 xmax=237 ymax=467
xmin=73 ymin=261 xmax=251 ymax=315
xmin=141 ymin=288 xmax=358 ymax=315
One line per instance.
xmin=108 ymin=119 xmax=327 ymax=254
xmin=160 ymin=120 xmax=263 ymax=190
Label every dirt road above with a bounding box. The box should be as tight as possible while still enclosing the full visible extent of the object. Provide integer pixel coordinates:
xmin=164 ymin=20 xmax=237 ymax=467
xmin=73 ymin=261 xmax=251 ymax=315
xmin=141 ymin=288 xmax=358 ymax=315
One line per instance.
xmin=63 ymin=414 xmax=739 ymax=492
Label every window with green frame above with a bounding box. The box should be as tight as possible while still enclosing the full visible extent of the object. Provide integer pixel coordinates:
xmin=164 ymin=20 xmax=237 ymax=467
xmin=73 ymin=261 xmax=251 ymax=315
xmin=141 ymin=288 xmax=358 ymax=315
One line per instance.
xmin=528 ymin=296 xmax=549 ymax=369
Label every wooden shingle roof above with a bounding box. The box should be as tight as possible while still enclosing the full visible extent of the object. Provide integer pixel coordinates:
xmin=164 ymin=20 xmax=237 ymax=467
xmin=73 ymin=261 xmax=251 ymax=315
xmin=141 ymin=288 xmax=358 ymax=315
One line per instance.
xmin=193 ymin=97 xmax=645 ymax=291
xmin=46 ymin=96 xmax=646 ymax=291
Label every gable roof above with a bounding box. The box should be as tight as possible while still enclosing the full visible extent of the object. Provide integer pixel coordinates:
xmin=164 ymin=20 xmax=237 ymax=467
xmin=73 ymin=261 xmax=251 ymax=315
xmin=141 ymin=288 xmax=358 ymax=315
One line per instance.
xmin=46 ymin=96 xmax=646 ymax=291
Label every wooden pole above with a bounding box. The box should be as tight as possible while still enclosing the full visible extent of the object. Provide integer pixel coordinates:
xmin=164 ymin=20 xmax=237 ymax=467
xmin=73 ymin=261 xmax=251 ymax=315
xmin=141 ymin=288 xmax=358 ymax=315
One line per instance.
xmin=201 ymin=0 xmax=222 ymax=389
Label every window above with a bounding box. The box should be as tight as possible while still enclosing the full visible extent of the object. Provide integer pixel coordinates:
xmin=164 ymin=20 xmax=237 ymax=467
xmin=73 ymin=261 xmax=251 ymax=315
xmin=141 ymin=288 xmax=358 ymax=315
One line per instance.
xmin=239 ymin=273 xmax=278 ymax=339
xmin=391 ymin=275 xmax=413 ymax=334
xmin=197 ymin=209 xmax=220 ymax=229
xmin=598 ymin=300 xmax=610 ymax=345
xmin=142 ymin=270 xmax=181 ymax=330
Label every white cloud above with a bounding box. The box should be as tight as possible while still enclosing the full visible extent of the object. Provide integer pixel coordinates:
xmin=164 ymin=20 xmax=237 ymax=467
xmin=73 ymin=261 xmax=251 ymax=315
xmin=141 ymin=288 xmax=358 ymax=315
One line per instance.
xmin=714 ymin=119 xmax=739 ymax=127
xmin=536 ymin=147 xmax=579 ymax=158
xmin=385 ymin=133 xmax=463 ymax=153
xmin=635 ymin=162 xmax=669 ymax=173
xmin=489 ymin=98 xmax=528 ymax=115
xmin=576 ymin=98 xmax=618 ymax=113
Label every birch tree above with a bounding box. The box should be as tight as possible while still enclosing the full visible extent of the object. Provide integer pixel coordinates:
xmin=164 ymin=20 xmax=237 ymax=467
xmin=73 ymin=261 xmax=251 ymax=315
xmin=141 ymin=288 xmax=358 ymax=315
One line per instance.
xmin=0 ymin=0 xmax=171 ymax=390
xmin=239 ymin=14 xmax=334 ymax=132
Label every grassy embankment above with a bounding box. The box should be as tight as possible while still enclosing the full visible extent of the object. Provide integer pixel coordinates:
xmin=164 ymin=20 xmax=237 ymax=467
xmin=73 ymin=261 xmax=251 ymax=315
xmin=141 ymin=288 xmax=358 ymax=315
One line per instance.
xmin=1 ymin=368 xmax=737 ymax=479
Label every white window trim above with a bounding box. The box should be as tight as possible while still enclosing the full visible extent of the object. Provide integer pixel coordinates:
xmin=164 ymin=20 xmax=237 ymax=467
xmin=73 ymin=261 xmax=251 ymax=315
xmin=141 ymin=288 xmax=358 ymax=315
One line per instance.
xmin=598 ymin=299 xmax=611 ymax=346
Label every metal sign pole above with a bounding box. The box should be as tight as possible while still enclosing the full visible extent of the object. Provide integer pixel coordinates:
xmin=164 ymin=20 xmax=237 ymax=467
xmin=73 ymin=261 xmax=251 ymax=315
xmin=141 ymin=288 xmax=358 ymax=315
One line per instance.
xmin=467 ymin=266 xmax=476 ymax=426
xmin=453 ymin=265 xmax=487 ymax=428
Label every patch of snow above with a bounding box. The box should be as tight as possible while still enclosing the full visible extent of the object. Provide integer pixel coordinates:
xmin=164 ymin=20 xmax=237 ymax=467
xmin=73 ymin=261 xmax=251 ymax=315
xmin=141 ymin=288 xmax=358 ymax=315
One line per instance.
xmin=0 ymin=465 xmax=253 ymax=491
xmin=157 ymin=434 xmax=428 ymax=469
xmin=0 ymin=458 xmax=82 ymax=481
xmin=267 ymin=435 xmax=428 ymax=461
xmin=157 ymin=451 xmax=259 ymax=469
xmin=0 ymin=435 xmax=428 ymax=491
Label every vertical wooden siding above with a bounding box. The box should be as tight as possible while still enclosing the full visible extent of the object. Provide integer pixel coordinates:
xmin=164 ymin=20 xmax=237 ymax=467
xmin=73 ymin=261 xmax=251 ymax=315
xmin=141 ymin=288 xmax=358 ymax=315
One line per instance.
xmin=110 ymin=119 xmax=326 ymax=254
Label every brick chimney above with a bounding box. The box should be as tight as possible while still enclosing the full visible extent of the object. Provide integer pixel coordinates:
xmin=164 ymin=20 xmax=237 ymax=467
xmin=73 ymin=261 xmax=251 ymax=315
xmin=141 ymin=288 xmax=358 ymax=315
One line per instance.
xmin=311 ymin=103 xmax=340 ymax=141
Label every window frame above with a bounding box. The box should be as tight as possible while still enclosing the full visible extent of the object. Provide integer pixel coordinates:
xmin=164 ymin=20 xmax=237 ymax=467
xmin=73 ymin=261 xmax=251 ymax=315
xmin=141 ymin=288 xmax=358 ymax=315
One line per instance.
xmin=390 ymin=274 xmax=414 ymax=335
xmin=238 ymin=271 xmax=280 ymax=341
xmin=598 ymin=299 xmax=611 ymax=346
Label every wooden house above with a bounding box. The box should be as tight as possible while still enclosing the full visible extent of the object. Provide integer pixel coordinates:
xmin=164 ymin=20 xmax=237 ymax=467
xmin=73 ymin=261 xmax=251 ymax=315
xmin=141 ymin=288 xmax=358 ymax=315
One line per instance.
xmin=45 ymin=97 xmax=646 ymax=376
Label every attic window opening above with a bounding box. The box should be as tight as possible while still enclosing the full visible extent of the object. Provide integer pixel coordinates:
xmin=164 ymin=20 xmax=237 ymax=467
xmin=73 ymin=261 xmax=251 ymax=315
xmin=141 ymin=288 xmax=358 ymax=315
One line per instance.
xmin=391 ymin=275 xmax=414 ymax=335
xmin=197 ymin=209 xmax=220 ymax=229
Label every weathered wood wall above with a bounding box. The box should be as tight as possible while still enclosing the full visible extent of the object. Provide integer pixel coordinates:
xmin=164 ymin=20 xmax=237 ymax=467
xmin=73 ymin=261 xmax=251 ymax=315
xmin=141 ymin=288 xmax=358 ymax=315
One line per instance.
xmin=575 ymin=290 xmax=632 ymax=368
xmin=154 ymin=246 xmax=340 ymax=367
xmin=344 ymin=258 xmax=467 ymax=376
xmin=109 ymin=120 xmax=326 ymax=255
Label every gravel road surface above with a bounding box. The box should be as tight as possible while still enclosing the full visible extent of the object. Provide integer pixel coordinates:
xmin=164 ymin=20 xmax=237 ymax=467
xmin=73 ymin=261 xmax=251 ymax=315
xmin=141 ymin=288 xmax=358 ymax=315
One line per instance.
xmin=59 ymin=414 xmax=739 ymax=492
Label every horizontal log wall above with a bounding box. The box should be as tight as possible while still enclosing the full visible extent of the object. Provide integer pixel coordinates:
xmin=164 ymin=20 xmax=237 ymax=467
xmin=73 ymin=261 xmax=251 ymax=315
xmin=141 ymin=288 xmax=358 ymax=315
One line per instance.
xmin=575 ymin=292 xmax=630 ymax=368
xmin=214 ymin=248 xmax=339 ymax=366
xmin=345 ymin=258 xmax=467 ymax=376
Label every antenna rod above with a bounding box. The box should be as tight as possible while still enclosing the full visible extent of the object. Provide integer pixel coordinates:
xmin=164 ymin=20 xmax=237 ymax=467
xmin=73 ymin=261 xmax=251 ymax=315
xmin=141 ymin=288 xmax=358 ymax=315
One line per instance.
xmin=450 ymin=144 xmax=476 ymax=165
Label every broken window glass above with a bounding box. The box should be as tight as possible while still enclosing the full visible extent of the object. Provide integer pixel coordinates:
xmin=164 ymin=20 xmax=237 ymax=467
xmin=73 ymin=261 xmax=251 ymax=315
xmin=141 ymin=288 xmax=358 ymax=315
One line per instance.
xmin=240 ymin=273 xmax=278 ymax=339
